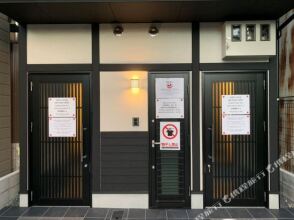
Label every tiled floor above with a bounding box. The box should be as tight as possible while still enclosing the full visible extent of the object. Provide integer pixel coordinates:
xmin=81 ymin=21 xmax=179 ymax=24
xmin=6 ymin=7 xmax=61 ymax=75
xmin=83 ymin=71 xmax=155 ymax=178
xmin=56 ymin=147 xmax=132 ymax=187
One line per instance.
xmin=0 ymin=206 xmax=294 ymax=220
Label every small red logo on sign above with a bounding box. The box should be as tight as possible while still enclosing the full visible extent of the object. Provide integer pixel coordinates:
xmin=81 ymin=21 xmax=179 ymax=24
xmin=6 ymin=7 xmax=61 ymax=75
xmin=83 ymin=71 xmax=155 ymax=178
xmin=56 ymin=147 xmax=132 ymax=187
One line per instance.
xmin=166 ymin=81 xmax=173 ymax=89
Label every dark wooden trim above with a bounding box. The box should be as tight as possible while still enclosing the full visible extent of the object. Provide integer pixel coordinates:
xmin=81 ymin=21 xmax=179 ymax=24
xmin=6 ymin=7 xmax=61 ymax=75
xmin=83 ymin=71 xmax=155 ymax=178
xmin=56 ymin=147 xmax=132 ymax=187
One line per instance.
xmin=19 ymin=24 xmax=28 ymax=194
xmin=27 ymin=64 xmax=92 ymax=72
xmin=100 ymin=64 xmax=192 ymax=72
xmin=101 ymin=131 xmax=148 ymax=137
xmin=268 ymin=56 xmax=279 ymax=194
xmin=200 ymin=62 xmax=271 ymax=71
xmin=91 ymin=23 xmax=100 ymax=194
xmin=192 ymin=22 xmax=201 ymax=193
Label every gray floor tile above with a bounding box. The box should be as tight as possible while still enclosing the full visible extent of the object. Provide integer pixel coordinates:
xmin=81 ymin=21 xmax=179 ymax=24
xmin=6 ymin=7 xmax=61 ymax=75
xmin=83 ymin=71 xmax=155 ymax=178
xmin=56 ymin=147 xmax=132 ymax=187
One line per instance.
xmin=0 ymin=207 xmax=11 ymax=216
xmin=22 ymin=207 xmax=49 ymax=217
xmin=247 ymin=208 xmax=276 ymax=218
xmin=286 ymin=208 xmax=294 ymax=215
xmin=62 ymin=218 xmax=84 ymax=220
xmin=146 ymin=210 xmax=167 ymax=219
xmin=127 ymin=209 xmax=145 ymax=219
xmin=166 ymin=209 xmax=188 ymax=219
xmin=43 ymin=207 xmax=69 ymax=217
xmin=227 ymin=208 xmax=252 ymax=218
xmin=186 ymin=209 xmax=203 ymax=219
xmin=86 ymin=208 xmax=108 ymax=218
xmin=269 ymin=208 xmax=294 ymax=218
xmin=64 ymin=207 xmax=88 ymax=218
xmin=253 ymin=219 xmax=276 ymax=220
xmin=106 ymin=209 xmax=128 ymax=219
xmin=40 ymin=218 xmax=62 ymax=220
xmin=84 ymin=218 xmax=105 ymax=220
xmin=0 ymin=217 xmax=18 ymax=220
xmin=205 ymin=208 xmax=231 ymax=218
xmin=18 ymin=217 xmax=40 ymax=220
xmin=1 ymin=207 xmax=27 ymax=217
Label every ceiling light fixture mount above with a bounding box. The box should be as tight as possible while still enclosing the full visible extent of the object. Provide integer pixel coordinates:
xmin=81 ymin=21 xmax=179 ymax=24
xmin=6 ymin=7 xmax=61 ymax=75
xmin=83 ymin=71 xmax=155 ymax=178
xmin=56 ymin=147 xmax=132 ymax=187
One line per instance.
xmin=113 ymin=24 xmax=124 ymax=36
xmin=149 ymin=24 xmax=159 ymax=37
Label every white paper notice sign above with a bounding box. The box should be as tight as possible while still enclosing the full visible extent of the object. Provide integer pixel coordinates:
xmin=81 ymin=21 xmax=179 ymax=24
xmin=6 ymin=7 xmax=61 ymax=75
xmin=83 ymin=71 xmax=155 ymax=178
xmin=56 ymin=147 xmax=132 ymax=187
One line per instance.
xmin=160 ymin=122 xmax=180 ymax=150
xmin=222 ymin=94 xmax=251 ymax=135
xmin=156 ymin=98 xmax=184 ymax=119
xmin=49 ymin=117 xmax=76 ymax=137
xmin=222 ymin=115 xmax=250 ymax=135
xmin=222 ymin=95 xmax=250 ymax=115
xmin=48 ymin=97 xmax=76 ymax=137
xmin=156 ymin=78 xmax=184 ymax=99
xmin=155 ymin=78 xmax=185 ymax=119
xmin=48 ymin=97 xmax=76 ymax=117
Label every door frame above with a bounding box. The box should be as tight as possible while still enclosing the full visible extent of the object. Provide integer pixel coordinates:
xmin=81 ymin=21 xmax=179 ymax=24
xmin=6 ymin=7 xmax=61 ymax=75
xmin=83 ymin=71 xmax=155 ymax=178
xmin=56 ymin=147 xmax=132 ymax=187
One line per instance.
xmin=201 ymin=70 xmax=268 ymax=207
xmin=28 ymin=72 xmax=92 ymax=206
xmin=148 ymin=71 xmax=191 ymax=208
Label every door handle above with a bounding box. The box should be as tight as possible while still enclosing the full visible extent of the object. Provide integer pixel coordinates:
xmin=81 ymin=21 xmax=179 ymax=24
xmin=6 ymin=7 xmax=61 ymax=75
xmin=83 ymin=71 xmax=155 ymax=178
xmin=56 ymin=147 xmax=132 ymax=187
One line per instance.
xmin=81 ymin=155 xmax=87 ymax=163
xmin=208 ymin=125 xmax=215 ymax=163
xmin=152 ymin=140 xmax=160 ymax=148
xmin=207 ymin=164 xmax=211 ymax=173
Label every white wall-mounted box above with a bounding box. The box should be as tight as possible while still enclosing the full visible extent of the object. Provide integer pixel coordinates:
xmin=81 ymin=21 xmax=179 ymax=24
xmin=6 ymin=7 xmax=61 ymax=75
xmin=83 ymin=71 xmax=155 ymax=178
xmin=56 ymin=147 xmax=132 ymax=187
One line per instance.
xmin=222 ymin=21 xmax=276 ymax=60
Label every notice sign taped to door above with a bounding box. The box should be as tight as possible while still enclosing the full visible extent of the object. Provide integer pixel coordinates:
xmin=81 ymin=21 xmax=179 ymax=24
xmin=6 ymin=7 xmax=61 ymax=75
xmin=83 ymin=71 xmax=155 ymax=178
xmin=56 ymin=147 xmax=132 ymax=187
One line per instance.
xmin=155 ymin=78 xmax=184 ymax=118
xmin=156 ymin=98 xmax=184 ymax=119
xmin=49 ymin=117 xmax=76 ymax=137
xmin=48 ymin=97 xmax=76 ymax=137
xmin=222 ymin=95 xmax=250 ymax=115
xmin=48 ymin=97 xmax=76 ymax=117
xmin=222 ymin=114 xmax=250 ymax=135
xmin=222 ymin=94 xmax=250 ymax=135
xmin=160 ymin=122 xmax=180 ymax=150
xmin=156 ymin=78 xmax=184 ymax=99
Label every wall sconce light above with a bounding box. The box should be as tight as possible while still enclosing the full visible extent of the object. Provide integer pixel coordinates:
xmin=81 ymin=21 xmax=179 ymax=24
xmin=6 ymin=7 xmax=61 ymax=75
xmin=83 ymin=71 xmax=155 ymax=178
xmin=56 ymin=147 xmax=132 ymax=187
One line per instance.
xmin=113 ymin=24 xmax=124 ymax=36
xmin=131 ymin=78 xmax=140 ymax=89
xmin=149 ymin=25 xmax=159 ymax=37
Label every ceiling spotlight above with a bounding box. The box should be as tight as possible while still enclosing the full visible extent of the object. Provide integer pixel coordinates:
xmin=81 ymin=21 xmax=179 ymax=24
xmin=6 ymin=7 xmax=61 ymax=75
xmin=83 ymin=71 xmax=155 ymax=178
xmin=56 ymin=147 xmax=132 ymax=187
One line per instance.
xmin=149 ymin=25 xmax=159 ymax=37
xmin=113 ymin=25 xmax=123 ymax=36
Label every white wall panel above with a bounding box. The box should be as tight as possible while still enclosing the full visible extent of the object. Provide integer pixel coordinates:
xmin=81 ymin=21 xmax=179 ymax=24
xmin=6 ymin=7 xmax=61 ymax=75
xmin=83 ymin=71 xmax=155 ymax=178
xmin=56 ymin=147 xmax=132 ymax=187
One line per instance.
xmin=100 ymin=71 xmax=148 ymax=132
xmin=100 ymin=23 xmax=192 ymax=64
xmin=27 ymin=24 xmax=92 ymax=64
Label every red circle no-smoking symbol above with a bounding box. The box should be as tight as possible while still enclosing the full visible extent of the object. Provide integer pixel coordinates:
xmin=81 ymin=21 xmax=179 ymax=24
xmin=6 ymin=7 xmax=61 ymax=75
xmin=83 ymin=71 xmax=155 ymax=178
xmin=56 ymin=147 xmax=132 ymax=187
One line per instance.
xmin=162 ymin=124 xmax=178 ymax=139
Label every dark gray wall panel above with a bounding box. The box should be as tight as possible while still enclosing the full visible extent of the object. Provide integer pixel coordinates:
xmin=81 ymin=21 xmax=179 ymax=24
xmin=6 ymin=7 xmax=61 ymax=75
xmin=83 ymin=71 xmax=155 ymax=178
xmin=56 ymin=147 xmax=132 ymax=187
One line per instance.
xmin=0 ymin=14 xmax=11 ymax=177
xmin=101 ymin=132 xmax=148 ymax=193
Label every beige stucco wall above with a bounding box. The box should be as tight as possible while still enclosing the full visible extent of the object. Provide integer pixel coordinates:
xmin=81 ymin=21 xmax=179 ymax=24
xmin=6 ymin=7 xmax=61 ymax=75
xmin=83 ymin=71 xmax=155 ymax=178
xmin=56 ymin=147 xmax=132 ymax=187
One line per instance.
xmin=27 ymin=24 xmax=92 ymax=64
xmin=99 ymin=23 xmax=192 ymax=64
xmin=100 ymin=71 xmax=148 ymax=132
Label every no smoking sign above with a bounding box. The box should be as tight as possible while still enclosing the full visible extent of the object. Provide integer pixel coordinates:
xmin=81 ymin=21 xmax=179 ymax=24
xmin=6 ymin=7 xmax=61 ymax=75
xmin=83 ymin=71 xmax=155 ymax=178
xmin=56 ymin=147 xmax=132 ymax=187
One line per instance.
xmin=160 ymin=122 xmax=180 ymax=150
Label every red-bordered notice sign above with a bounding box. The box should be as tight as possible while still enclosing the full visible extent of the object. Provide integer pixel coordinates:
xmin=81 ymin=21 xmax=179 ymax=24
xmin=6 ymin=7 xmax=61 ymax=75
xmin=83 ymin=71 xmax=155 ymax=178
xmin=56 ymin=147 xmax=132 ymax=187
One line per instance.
xmin=160 ymin=122 xmax=180 ymax=150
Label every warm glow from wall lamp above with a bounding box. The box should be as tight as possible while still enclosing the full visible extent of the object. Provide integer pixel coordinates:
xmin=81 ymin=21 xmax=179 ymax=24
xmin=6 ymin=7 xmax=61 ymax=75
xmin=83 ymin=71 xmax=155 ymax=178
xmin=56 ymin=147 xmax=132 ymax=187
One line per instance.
xmin=131 ymin=78 xmax=140 ymax=89
xmin=131 ymin=78 xmax=140 ymax=94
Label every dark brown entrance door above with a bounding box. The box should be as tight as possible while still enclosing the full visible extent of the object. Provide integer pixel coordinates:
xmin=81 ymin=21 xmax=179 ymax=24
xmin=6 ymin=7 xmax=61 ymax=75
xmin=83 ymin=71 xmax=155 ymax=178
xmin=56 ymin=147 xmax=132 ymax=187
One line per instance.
xmin=203 ymin=72 xmax=266 ymax=206
xmin=29 ymin=74 xmax=90 ymax=206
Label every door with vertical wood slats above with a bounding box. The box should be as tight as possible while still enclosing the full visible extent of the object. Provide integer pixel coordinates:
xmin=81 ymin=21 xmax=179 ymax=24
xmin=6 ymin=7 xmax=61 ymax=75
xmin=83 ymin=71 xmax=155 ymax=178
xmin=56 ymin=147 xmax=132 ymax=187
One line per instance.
xmin=204 ymin=72 xmax=266 ymax=206
xmin=29 ymin=74 xmax=90 ymax=205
